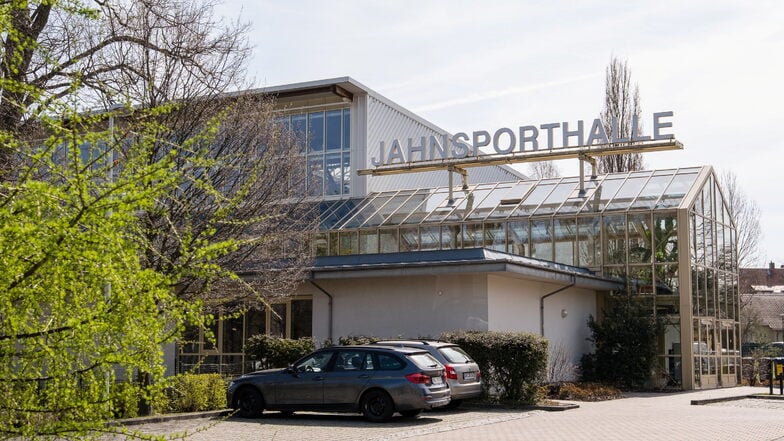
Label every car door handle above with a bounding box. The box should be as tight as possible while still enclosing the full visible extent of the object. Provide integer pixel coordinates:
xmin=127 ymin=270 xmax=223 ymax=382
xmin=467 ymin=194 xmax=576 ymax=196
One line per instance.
xmin=358 ymin=374 xmax=370 ymax=379
xmin=313 ymin=376 xmax=324 ymax=381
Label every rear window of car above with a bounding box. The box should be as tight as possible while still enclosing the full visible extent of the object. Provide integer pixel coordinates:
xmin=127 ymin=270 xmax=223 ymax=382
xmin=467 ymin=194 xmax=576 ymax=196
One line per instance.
xmin=377 ymin=353 xmax=404 ymax=370
xmin=438 ymin=346 xmax=473 ymax=363
xmin=408 ymin=353 xmax=441 ymax=370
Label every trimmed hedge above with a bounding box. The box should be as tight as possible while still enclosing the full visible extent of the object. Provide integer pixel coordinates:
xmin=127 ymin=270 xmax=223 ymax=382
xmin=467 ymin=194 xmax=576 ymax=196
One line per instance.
xmin=440 ymin=330 xmax=548 ymax=403
xmin=164 ymin=373 xmax=226 ymax=413
xmin=244 ymin=334 xmax=315 ymax=369
xmin=337 ymin=335 xmax=380 ymax=345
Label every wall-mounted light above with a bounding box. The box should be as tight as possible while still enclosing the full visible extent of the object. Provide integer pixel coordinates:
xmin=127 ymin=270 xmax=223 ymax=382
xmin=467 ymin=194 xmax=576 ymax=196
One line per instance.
xmin=561 ymin=309 xmax=568 ymax=319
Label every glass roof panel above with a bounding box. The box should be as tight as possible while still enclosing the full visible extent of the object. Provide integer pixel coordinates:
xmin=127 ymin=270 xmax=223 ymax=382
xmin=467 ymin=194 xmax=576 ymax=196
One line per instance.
xmin=509 ymin=181 xmax=558 ymax=217
xmin=605 ymin=174 xmax=651 ymax=211
xmin=656 ymin=169 xmax=700 ymax=209
xmin=485 ymin=181 xmax=535 ymax=219
xmin=442 ymin=185 xmax=497 ymax=222
xmin=342 ymin=193 xmax=396 ymax=228
xmin=578 ymin=175 xmax=626 ymax=214
xmin=533 ymin=178 xmax=580 ymax=216
xmin=318 ymin=199 xmax=350 ymax=230
xmin=629 ymin=173 xmax=675 ymax=210
xmin=399 ymin=188 xmax=452 ymax=225
xmin=379 ymin=189 xmax=430 ymax=225
xmin=557 ymin=176 xmax=604 ymax=215
xmin=359 ymin=189 xmax=417 ymax=227
xmin=463 ymin=182 xmax=517 ymax=221
xmin=321 ymin=198 xmax=367 ymax=230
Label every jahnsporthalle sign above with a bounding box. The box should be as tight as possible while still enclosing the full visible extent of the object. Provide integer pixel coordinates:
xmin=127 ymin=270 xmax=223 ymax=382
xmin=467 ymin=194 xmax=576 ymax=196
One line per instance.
xmin=359 ymin=112 xmax=680 ymax=176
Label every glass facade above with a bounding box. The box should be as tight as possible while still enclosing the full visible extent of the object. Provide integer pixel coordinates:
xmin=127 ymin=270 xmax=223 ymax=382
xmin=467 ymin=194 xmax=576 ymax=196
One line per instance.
xmin=309 ymin=166 xmax=739 ymax=389
xmin=177 ymin=297 xmax=313 ymax=375
xmin=279 ymin=108 xmax=351 ymax=197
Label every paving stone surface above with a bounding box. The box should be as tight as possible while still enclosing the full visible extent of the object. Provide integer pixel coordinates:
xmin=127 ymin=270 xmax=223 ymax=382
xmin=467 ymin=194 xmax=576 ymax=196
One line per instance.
xmin=106 ymin=387 xmax=784 ymax=441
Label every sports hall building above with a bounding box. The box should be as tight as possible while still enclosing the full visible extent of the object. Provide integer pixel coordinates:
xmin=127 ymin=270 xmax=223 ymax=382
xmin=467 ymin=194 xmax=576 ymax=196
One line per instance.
xmin=175 ymin=77 xmax=740 ymax=390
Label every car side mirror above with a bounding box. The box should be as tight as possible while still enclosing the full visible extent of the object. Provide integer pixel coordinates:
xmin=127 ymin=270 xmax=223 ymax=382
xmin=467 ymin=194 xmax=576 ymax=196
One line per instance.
xmin=285 ymin=365 xmax=296 ymax=374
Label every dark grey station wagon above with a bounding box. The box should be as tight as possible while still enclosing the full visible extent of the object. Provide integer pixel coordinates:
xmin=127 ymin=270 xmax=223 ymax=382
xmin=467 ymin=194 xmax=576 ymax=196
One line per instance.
xmin=227 ymin=345 xmax=450 ymax=422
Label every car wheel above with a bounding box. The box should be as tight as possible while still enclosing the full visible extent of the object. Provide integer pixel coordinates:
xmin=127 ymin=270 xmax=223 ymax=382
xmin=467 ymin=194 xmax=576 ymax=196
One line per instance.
xmin=235 ymin=387 xmax=264 ymax=418
xmin=361 ymin=390 xmax=395 ymax=422
xmin=399 ymin=409 xmax=422 ymax=418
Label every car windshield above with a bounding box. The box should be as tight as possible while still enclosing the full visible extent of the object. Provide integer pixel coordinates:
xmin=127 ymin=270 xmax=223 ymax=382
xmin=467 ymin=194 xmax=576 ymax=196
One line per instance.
xmin=294 ymin=351 xmax=334 ymax=372
xmin=439 ymin=346 xmax=473 ymax=363
xmin=408 ymin=353 xmax=441 ymax=369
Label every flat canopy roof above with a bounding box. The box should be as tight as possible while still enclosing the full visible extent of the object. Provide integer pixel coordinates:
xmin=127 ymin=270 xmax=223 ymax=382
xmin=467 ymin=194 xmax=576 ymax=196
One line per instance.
xmin=309 ymin=248 xmax=623 ymax=291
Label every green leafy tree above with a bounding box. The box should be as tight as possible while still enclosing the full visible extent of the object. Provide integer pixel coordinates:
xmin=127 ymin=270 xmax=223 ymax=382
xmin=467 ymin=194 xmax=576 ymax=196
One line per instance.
xmin=582 ymin=293 xmax=664 ymax=389
xmin=0 ymin=107 xmax=208 ymax=438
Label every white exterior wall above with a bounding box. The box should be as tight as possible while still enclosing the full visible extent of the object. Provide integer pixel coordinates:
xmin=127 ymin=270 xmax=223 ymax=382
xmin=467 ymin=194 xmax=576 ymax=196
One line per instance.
xmin=305 ymin=274 xmax=488 ymax=344
xmin=487 ymin=275 xmax=597 ymax=371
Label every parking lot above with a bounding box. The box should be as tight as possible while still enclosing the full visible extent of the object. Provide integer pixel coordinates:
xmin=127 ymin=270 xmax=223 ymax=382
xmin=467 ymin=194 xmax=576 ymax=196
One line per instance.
xmin=109 ymin=387 xmax=784 ymax=441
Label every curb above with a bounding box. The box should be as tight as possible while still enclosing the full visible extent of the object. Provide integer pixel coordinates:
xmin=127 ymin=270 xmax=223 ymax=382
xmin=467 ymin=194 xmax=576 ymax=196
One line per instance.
xmin=110 ymin=409 xmax=232 ymax=427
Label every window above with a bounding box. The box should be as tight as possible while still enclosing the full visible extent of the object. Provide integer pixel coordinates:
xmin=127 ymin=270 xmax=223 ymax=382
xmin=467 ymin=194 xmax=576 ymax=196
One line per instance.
xmin=377 ymin=354 xmax=404 ymax=370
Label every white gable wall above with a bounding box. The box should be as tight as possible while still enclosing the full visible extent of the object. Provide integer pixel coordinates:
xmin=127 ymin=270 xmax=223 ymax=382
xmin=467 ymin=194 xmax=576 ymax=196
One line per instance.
xmin=487 ymin=274 xmax=597 ymax=372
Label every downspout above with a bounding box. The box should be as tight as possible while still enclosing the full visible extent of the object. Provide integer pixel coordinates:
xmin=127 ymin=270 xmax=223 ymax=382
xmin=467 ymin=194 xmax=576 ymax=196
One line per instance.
xmin=539 ymin=274 xmax=577 ymax=337
xmin=309 ymin=280 xmax=334 ymax=342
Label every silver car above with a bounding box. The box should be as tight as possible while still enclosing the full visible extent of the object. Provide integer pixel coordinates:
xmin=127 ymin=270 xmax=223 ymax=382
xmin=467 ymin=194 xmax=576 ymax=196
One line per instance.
xmin=227 ymin=345 xmax=450 ymax=422
xmin=374 ymin=340 xmax=482 ymax=407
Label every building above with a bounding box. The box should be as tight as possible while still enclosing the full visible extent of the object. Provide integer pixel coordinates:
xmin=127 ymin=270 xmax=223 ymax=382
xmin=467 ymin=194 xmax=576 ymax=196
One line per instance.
xmin=739 ymin=263 xmax=784 ymax=343
xmin=175 ymin=77 xmax=740 ymax=390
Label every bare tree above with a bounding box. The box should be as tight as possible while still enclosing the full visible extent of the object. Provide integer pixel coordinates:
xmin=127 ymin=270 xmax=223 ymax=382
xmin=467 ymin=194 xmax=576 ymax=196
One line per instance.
xmin=719 ymin=170 xmax=762 ymax=268
xmin=1 ymin=0 xmax=250 ymax=174
xmin=598 ymin=57 xmax=645 ymax=174
xmin=527 ymin=161 xmax=561 ymax=180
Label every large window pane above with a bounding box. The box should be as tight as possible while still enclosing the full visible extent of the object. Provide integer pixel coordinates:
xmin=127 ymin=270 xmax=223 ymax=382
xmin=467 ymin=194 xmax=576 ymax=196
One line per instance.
xmin=400 ymin=226 xmax=419 ymax=251
xmin=628 ymin=213 xmax=652 ymax=264
xmin=441 ymin=225 xmax=460 ymax=250
xmin=342 ymin=151 xmax=351 ymax=195
xmin=420 ymin=226 xmax=440 ymax=251
xmin=342 ymin=109 xmax=351 ymax=150
xmin=484 ymin=222 xmax=505 ymax=251
xmin=507 ymin=221 xmax=528 ymax=256
xmin=291 ymin=114 xmax=306 ymax=153
xmin=291 ymin=300 xmax=313 ymax=339
xmin=462 ymin=223 xmax=483 ymax=248
xmin=359 ymin=230 xmax=378 ymax=254
xmin=531 ymin=219 xmax=552 ymax=261
xmin=326 ymin=109 xmax=342 ymax=151
xmin=222 ymin=315 xmax=244 ymax=353
xmin=245 ymin=308 xmax=266 ymax=340
xmin=308 ymin=111 xmax=324 ymax=152
xmin=577 ymin=216 xmax=601 ymax=267
xmin=307 ymin=156 xmax=324 ymax=197
xmin=654 ymin=213 xmax=678 ymax=262
xmin=379 ymin=228 xmax=399 ymax=253
xmin=603 ymin=214 xmax=626 ymax=265
xmin=339 ymin=231 xmax=358 ymax=255
xmin=324 ymin=153 xmax=342 ymax=196
xmin=553 ymin=218 xmax=576 ymax=265
xmin=270 ymin=304 xmax=287 ymax=338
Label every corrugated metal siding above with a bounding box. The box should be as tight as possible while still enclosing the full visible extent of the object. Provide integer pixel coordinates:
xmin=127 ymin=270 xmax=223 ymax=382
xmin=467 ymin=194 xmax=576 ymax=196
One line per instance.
xmin=364 ymin=95 xmax=522 ymax=193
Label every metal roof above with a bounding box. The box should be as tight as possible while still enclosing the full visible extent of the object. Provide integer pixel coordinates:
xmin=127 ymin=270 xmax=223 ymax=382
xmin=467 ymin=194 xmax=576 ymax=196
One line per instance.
xmin=309 ymin=248 xmax=622 ymax=290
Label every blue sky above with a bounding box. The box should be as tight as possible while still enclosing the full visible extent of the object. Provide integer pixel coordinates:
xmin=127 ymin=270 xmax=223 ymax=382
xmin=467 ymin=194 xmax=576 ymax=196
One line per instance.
xmin=217 ymin=0 xmax=784 ymax=266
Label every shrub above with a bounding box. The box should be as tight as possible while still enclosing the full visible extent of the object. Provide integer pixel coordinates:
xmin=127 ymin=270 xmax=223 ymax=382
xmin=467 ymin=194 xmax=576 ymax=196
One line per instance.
xmin=581 ymin=293 xmax=664 ymax=389
xmin=244 ymin=335 xmax=315 ymax=369
xmin=165 ymin=373 xmax=227 ymax=413
xmin=338 ymin=335 xmax=380 ymax=345
xmin=440 ymin=330 xmax=548 ymax=404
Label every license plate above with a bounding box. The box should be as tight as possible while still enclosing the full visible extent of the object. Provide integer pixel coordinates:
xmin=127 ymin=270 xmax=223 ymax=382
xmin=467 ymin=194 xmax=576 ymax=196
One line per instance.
xmin=463 ymin=372 xmax=476 ymax=381
xmin=431 ymin=376 xmax=443 ymax=385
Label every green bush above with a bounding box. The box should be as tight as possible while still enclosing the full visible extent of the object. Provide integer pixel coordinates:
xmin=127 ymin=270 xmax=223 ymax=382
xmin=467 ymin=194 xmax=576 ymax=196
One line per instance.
xmin=581 ymin=293 xmax=664 ymax=389
xmin=439 ymin=330 xmax=548 ymax=404
xmin=338 ymin=335 xmax=380 ymax=345
xmin=165 ymin=373 xmax=227 ymax=413
xmin=244 ymin=335 xmax=315 ymax=369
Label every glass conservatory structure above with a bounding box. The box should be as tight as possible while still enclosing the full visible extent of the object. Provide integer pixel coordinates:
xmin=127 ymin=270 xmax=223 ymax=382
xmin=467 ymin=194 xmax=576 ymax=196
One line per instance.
xmin=306 ymin=165 xmax=739 ymax=389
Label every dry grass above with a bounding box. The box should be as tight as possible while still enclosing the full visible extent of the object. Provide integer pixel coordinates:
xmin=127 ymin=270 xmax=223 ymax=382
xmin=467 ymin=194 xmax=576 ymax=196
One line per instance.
xmin=543 ymin=382 xmax=624 ymax=401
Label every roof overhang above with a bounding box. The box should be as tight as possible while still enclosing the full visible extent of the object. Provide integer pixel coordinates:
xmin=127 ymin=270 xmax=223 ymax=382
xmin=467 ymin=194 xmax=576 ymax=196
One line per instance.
xmin=306 ymin=248 xmax=622 ymax=291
